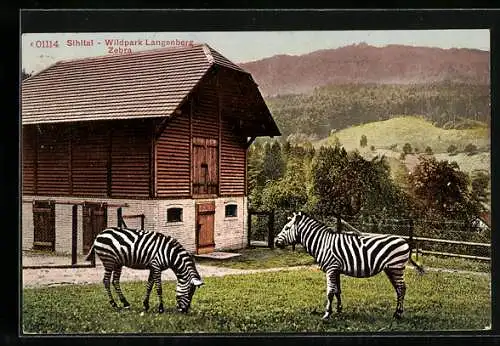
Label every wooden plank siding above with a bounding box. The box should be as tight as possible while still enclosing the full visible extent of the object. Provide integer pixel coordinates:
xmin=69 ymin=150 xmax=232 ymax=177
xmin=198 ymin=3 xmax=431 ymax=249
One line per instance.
xmin=36 ymin=126 xmax=71 ymax=196
xmin=220 ymin=118 xmax=246 ymax=196
xmin=111 ymin=120 xmax=151 ymax=198
xmin=71 ymin=124 xmax=108 ymax=197
xmin=22 ymin=126 xmax=36 ymax=194
xmin=156 ymin=112 xmax=191 ymax=198
xmin=23 ymin=120 xmax=152 ymax=198
xmin=217 ymin=68 xmax=250 ymax=197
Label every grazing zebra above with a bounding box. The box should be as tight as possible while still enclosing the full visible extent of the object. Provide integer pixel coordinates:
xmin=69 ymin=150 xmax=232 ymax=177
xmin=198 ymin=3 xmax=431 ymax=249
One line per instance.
xmin=86 ymin=227 xmax=204 ymax=314
xmin=274 ymin=212 xmax=424 ymax=320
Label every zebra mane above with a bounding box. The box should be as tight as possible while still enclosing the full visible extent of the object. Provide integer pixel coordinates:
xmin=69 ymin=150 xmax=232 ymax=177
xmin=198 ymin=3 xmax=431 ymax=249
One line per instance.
xmin=296 ymin=213 xmax=359 ymax=236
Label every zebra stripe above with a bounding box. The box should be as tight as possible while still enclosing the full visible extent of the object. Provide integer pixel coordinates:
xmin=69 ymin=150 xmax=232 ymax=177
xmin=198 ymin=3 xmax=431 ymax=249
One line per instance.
xmin=274 ymin=212 xmax=424 ymax=320
xmin=87 ymin=227 xmax=204 ymax=314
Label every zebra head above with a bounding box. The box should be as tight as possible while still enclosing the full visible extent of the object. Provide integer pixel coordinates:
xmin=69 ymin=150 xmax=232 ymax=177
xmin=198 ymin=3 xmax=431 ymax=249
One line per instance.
xmin=175 ymin=272 xmax=204 ymax=313
xmin=274 ymin=212 xmax=303 ymax=249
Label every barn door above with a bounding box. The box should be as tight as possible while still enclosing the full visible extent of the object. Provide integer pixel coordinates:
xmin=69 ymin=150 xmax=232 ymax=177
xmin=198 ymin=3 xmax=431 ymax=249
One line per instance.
xmin=196 ymin=202 xmax=215 ymax=254
xmin=83 ymin=203 xmax=108 ymax=253
xmin=192 ymin=137 xmax=218 ymax=196
xmin=33 ymin=201 xmax=55 ymax=251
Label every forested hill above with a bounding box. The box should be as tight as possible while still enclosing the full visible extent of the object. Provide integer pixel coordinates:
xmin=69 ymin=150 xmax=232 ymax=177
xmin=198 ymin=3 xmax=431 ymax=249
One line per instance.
xmin=266 ymin=83 xmax=490 ymax=139
xmin=240 ymin=43 xmax=489 ymax=96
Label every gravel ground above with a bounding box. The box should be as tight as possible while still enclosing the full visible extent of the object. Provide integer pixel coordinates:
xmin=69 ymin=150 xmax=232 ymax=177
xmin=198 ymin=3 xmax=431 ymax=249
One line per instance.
xmin=21 ymin=253 xmax=489 ymax=289
xmin=22 ymin=252 xmax=313 ymax=288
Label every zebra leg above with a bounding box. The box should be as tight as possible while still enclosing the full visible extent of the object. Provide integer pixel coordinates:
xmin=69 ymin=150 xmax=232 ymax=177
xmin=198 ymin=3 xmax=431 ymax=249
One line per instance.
xmin=153 ymin=269 xmax=164 ymax=313
xmin=384 ymin=268 xmax=406 ymax=319
xmin=103 ymin=267 xmax=118 ymax=309
xmin=323 ymin=270 xmax=341 ymax=320
xmin=112 ymin=267 xmax=130 ymax=308
xmin=143 ymin=270 xmax=154 ymax=312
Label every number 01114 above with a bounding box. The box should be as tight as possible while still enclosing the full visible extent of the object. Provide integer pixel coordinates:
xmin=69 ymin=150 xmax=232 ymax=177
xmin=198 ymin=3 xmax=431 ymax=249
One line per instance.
xmin=31 ymin=40 xmax=59 ymax=48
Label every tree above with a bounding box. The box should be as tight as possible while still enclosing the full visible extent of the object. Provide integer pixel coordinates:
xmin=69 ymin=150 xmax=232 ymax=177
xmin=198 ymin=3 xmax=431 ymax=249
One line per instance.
xmin=261 ymin=141 xmax=285 ymax=183
xmin=402 ymin=143 xmax=413 ymax=155
xmin=447 ymin=144 xmax=458 ymax=155
xmin=464 ymin=143 xmax=478 ymax=156
xmin=360 ymin=134 xmax=368 ymax=148
xmin=471 ymin=170 xmax=490 ymax=205
xmin=409 ymin=156 xmax=480 ymax=222
xmin=312 ymin=145 xmax=371 ymax=231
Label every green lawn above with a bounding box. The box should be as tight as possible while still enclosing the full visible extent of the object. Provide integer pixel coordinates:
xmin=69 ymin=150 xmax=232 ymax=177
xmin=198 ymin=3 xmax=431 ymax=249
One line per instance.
xmin=23 ymin=268 xmax=490 ymax=334
xmin=196 ymin=247 xmax=315 ymax=269
xmin=196 ymin=247 xmax=490 ymax=273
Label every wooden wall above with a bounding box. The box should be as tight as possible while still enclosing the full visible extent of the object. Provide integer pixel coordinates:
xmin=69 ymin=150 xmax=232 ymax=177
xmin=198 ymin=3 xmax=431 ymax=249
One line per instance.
xmin=22 ymin=120 xmax=152 ymax=198
xmin=22 ymin=126 xmax=36 ymax=194
xmin=111 ymin=121 xmax=151 ymax=198
xmin=72 ymin=123 xmax=108 ymax=197
xmin=156 ymin=110 xmax=191 ymax=198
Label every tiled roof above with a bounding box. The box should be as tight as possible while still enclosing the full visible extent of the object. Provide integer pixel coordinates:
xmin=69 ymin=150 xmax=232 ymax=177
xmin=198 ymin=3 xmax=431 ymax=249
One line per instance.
xmin=21 ymin=44 xmax=250 ymax=125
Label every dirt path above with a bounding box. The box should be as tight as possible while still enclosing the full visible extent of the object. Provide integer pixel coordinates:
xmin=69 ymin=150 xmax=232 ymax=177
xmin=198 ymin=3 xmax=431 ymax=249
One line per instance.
xmin=22 ymin=262 xmax=488 ymax=289
xmin=22 ymin=262 xmax=313 ymax=288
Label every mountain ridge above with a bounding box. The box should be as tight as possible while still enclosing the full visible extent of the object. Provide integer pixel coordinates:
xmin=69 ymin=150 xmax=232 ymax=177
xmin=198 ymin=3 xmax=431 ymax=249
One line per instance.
xmin=240 ymin=43 xmax=490 ymax=96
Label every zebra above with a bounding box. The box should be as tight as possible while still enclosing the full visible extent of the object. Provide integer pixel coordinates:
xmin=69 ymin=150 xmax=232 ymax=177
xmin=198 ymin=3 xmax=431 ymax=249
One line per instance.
xmin=274 ymin=212 xmax=424 ymax=320
xmin=85 ymin=227 xmax=204 ymax=314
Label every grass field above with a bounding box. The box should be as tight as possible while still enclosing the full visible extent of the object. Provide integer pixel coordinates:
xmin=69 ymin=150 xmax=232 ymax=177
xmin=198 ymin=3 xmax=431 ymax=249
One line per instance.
xmin=317 ymin=116 xmax=490 ymax=155
xmin=196 ymin=247 xmax=490 ymax=273
xmin=23 ymin=268 xmax=490 ymax=334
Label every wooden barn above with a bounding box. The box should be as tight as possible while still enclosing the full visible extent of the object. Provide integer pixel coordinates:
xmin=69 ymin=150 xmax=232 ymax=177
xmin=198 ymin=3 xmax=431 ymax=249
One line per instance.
xmin=21 ymin=44 xmax=280 ymax=255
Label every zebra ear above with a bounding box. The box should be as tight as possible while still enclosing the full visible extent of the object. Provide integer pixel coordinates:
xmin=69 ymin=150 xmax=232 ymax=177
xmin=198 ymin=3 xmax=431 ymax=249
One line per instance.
xmin=191 ymin=277 xmax=204 ymax=287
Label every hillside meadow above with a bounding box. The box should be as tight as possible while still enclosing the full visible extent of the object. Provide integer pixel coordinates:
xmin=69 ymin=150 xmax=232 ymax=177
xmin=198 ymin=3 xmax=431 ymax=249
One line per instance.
xmin=318 ymin=116 xmax=489 ymax=153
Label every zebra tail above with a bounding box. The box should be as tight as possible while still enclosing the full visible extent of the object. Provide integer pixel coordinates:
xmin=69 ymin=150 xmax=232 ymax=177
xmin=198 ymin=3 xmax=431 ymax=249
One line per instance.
xmin=85 ymin=243 xmax=95 ymax=262
xmin=409 ymin=257 xmax=425 ymax=275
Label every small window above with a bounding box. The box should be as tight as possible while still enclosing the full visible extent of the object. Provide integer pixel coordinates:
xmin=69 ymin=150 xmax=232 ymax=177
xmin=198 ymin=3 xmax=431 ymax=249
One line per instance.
xmin=225 ymin=204 xmax=238 ymax=218
xmin=167 ymin=208 xmax=183 ymax=223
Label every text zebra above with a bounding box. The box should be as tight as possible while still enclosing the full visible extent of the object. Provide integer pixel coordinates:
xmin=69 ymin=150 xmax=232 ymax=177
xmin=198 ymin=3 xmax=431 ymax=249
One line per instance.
xmin=86 ymin=227 xmax=204 ymax=314
xmin=274 ymin=212 xmax=424 ymax=320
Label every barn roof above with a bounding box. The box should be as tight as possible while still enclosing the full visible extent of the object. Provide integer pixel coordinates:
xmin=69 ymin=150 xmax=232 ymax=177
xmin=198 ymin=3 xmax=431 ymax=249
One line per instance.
xmin=21 ymin=44 xmax=280 ymax=136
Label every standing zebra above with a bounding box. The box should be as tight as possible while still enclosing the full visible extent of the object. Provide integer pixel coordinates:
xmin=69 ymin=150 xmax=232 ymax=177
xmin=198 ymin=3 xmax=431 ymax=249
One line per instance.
xmin=86 ymin=227 xmax=204 ymax=314
xmin=274 ymin=212 xmax=424 ymax=320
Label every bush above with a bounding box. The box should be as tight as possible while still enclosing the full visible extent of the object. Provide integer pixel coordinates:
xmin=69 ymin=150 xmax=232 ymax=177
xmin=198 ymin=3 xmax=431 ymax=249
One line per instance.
xmin=447 ymin=144 xmax=458 ymax=155
xmin=370 ymin=145 xmax=375 ymax=151
xmin=360 ymin=135 xmax=368 ymax=148
xmin=389 ymin=144 xmax=398 ymax=150
xmin=403 ymin=143 xmax=412 ymax=154
xmin=400 ymin=152 xmax=406 ymax=160
xmin=425 ymin=146 xmax=433 ymax=155
xmin=464 ymin=143 xmax=478 ymax=155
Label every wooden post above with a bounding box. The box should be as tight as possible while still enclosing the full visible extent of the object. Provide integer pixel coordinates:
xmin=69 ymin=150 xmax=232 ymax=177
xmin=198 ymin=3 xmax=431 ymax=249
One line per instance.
xmin=71 ymin=204 xmax=78 ymax=265
xmin=117 ymin=207 xmax=123 ymax=228
xmin=247 ymin=210 xmax=252 ymax=248
xmin=268 ymin=211 xmax=275 ymax=249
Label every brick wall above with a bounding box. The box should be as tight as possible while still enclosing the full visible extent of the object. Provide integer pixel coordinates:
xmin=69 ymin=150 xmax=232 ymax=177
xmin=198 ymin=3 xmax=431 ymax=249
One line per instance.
xmin=22 ymin=195 xmax=248 ymax=255
xmin=214 ymin=197 xmax=248 ymax=250
xmin=21 ymin=202 xmax=34 ymax=250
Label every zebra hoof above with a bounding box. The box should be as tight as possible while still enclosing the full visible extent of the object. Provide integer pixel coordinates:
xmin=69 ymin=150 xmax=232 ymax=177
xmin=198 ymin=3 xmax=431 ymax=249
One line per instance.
xmin=143 ymin=302 xmax=150 ymax=312
xmin=322 ymin=312 xmax=331 ymax=321
xmin=393 ymin=311 xmax=403 ymax=319
xmin=158 ymin=304 xmax=164 ymax=314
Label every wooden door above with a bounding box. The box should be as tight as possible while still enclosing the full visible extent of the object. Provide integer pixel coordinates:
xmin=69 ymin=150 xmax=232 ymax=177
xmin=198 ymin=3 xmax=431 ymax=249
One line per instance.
xmin=33 ymin=201 xmax=55 ymax=251
xmin=192 ymin=137 xmax=218 ymax=196
xmin=196 ymin=202 xmax=215 ymax=254
xmin=83 ymin=203 xmax=108 ymax=253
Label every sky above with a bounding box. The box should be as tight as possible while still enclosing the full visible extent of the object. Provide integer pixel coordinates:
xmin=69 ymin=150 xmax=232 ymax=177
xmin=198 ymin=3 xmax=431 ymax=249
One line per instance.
xmin=21 ymin=30 xmax=490 ymax=74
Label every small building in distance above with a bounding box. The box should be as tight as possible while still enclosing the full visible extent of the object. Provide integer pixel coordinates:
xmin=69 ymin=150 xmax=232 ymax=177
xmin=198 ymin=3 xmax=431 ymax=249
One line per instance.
xmin=22 ymin=44 xmax=280 ymax=255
